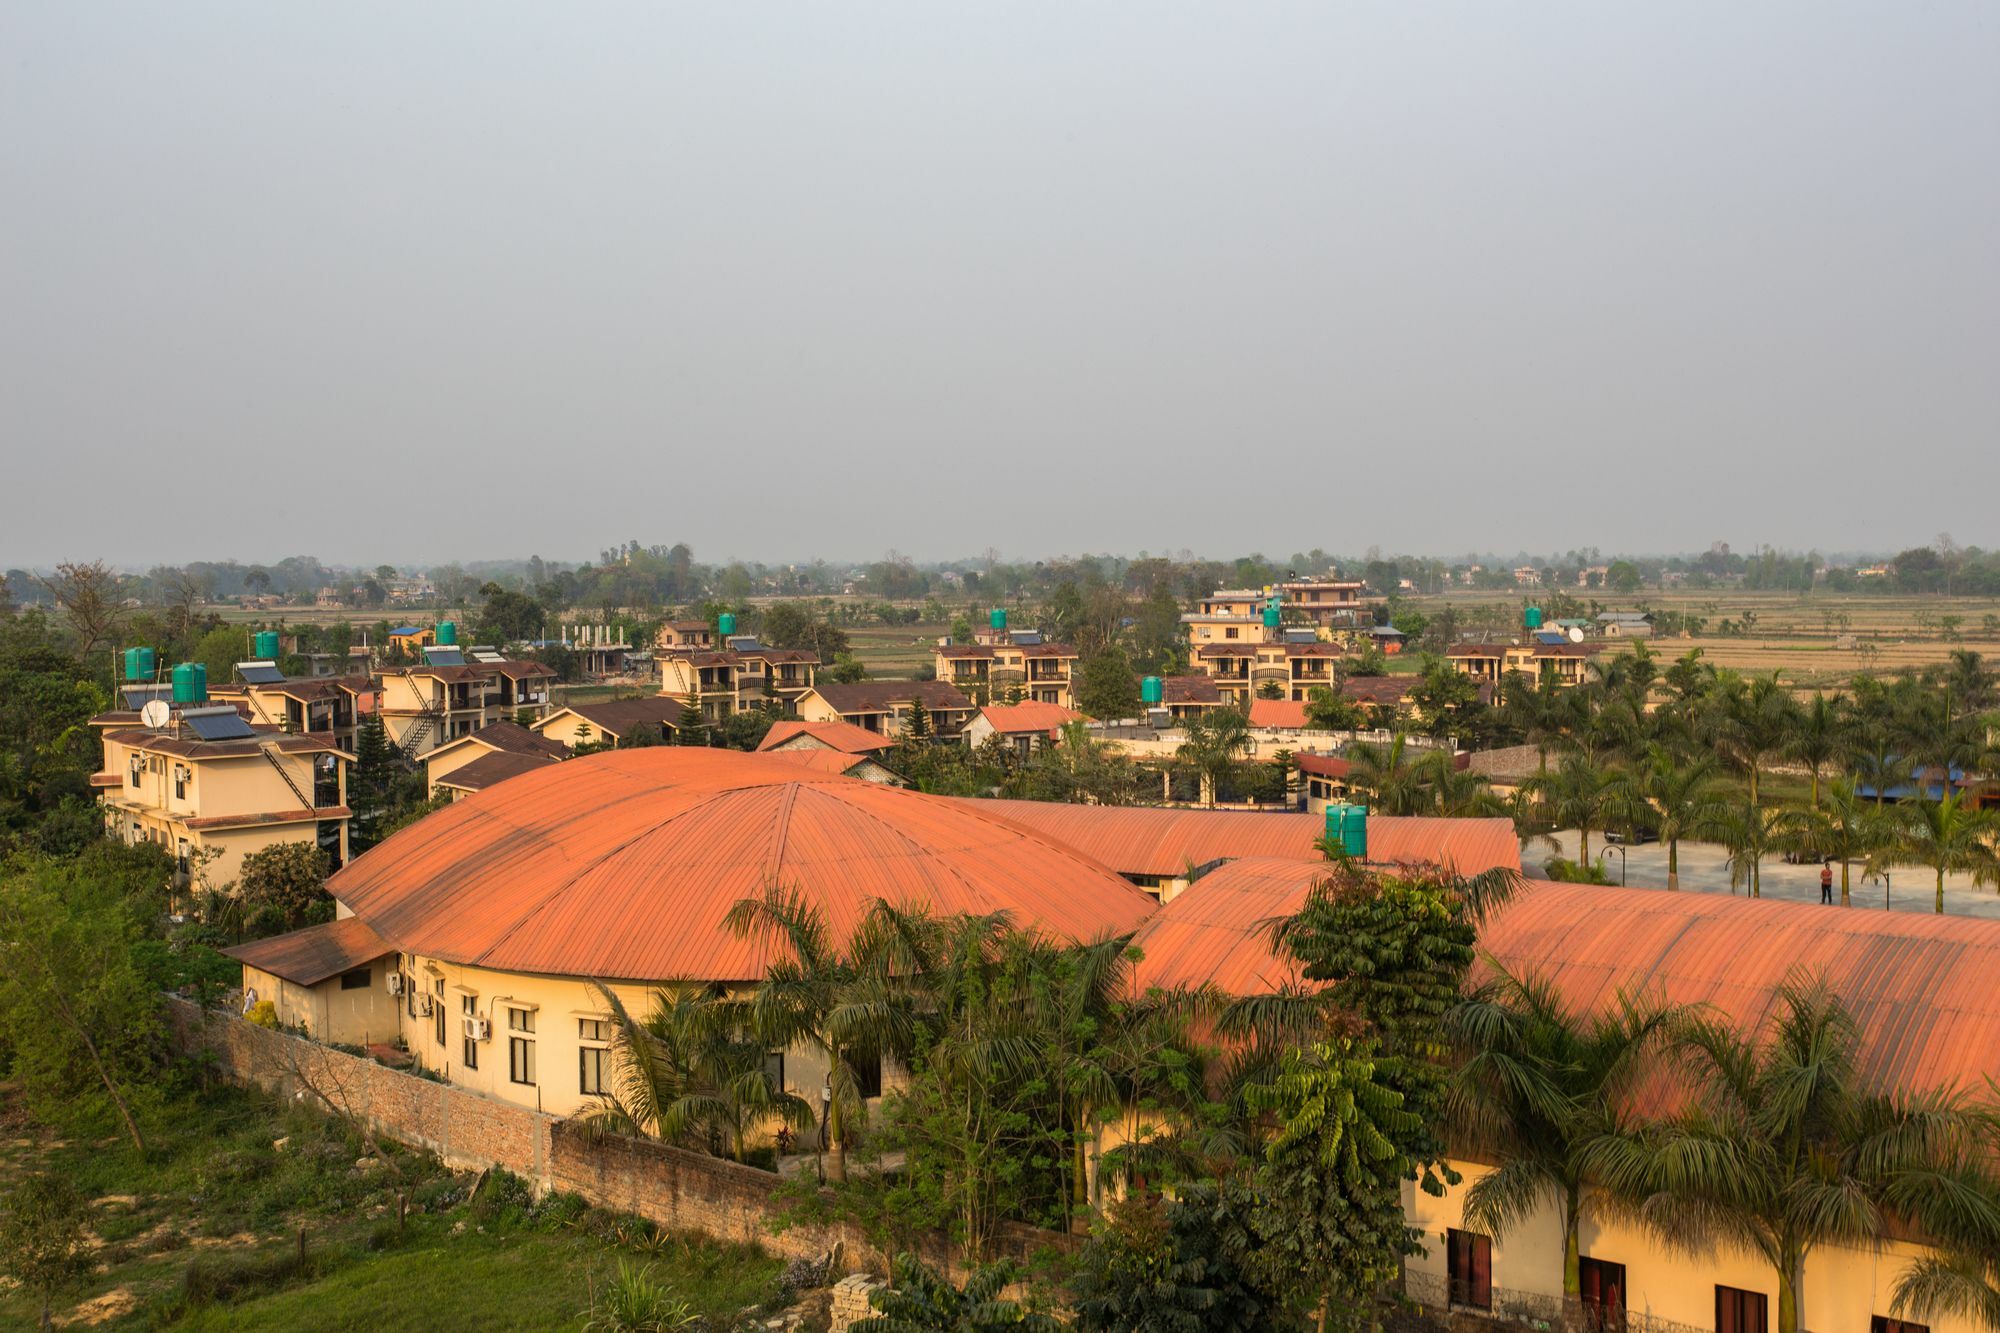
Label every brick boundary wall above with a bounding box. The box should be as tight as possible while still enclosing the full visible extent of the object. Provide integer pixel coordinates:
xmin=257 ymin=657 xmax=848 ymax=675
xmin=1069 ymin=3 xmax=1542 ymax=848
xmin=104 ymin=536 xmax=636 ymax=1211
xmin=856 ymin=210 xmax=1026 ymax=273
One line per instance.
xmin=168 ymin=999 xmax=1074 ymax=1280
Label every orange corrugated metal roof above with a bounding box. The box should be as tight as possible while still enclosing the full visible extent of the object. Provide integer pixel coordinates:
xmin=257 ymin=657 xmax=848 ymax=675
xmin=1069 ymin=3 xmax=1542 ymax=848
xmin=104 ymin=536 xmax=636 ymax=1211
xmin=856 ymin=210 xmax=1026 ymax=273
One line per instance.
xmin=1128 ymin=858 xmax=1322 ymax=996
xmin=975 ymin=702 xmax=1083 ymax=736
xmin=331 ymin=749 xmax=1156 ymax=984
xmin=756 ymin=719 xmax=898 ymax=755
xmin=223 ymin=915 xmax=395 ymax=987
xmin=1247 ymin=699 xmax=1308 ymax=729
xmin=1477 ymin=883 xmax=2000 ymax=1096
xmin=757 ymin=748 xmax=878 ymax=777
xmin=956 ymin=800 xmax=1521 ymax=881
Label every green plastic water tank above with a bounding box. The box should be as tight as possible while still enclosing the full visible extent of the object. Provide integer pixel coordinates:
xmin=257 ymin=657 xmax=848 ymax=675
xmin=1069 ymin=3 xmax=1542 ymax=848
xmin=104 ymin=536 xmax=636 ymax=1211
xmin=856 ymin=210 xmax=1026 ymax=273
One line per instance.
xmin=990 ymin=608 xmax=1008 ymax=631
xmin=1324 ymin=803 xmax=1370 ymax=859
xmin=1524 ymin=606 xmax=1543 ymax=630
xmin=171 ymin=662 xmax=208 ymax=704
xmin=135 ymin=647 xmax=156 ymax=680
xmin=1140 ymin=676 xmax=1164 ymax=706
xmin=253 ymin=630 xmax=280 ymax=659
xmin=436 ymin=621 xmax=457 ymax=646
xmin=123 ymin=648 xmax=139 ymax=681
xmin=717 ymin=612 xmax=736 ymax=636
xmin=1263 ymin=598 xmax=1281 ymax=628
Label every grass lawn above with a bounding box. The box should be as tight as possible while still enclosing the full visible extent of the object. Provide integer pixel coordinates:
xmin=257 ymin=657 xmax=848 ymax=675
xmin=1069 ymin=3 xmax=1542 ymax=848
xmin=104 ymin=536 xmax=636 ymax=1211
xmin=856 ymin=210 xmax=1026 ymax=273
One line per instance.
xmin=0 ymin=1081 xmax=785 ymax=1330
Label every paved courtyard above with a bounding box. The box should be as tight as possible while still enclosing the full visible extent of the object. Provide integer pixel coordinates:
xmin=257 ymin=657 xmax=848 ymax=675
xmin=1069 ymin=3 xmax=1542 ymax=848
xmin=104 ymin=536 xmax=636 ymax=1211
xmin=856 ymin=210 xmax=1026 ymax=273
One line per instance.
xmin=1535 ymin=831 xmax=2000 ymax=921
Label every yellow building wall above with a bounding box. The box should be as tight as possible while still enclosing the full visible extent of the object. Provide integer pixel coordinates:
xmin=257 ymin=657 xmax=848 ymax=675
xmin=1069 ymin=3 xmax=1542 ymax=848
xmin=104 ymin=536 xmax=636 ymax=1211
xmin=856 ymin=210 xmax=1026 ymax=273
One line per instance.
xmin=535 ymin=712 xmax=612 ymax=750
xmin=242 ymin=961 xmax=402 ymax=1046
xmin=1404 ymin=1159 xmax=1979 ymax=1333
xmin=367 ymin=954 xmax=905 ymax=1134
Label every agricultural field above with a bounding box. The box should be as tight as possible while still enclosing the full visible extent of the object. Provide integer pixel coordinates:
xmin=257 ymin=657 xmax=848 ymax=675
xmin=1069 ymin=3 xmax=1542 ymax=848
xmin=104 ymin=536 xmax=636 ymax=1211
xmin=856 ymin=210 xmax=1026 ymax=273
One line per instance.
xmin=0 ymin=1083 xmax=788 ymax=1331
xmin=1417 ymin=590 xmax=2000 ymax=689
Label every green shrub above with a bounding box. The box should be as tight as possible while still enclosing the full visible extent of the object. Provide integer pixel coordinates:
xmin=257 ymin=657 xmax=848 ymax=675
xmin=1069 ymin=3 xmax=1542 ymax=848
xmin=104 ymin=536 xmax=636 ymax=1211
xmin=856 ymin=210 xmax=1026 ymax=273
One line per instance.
xmin=582 ymin=1259 xmax=698 ymax=1332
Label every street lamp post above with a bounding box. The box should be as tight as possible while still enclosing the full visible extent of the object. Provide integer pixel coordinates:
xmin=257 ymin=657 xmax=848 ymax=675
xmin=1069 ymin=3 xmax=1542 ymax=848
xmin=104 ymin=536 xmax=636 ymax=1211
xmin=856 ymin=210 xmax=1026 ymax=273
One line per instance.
xmin=1605 ymin=845 xmax=1627 ymax=886
xmin=817 ymin=1077 xmax=831 ymax=1185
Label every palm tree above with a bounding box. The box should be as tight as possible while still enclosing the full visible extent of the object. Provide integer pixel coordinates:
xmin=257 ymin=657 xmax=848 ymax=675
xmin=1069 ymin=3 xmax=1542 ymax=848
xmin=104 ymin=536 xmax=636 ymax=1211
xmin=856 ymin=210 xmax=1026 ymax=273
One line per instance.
xmin=1720 ymin=798 xmax=1783 ymax=897
xmin=1523 ymin=753 xmax=1617 ymax=870
xmin=1708 ymin=671 xmax=1798 ymax=807
xmin=1499 ymin=672 xmax=1570 ymax=774
xmin=1783 ymin=692 xmax=1846 ymax=807
xmin=1880 ymin=791 xmax=2000 ymax=914
xmin=1587 ymin=978 xmax=2000 ymax=1333
xmin=1847 ymin=719 xmax=1915 ymax=808
xmin=1177 ymin=707 xmax=1251 ymax=807
xmin=1774 ymin=778 xmax=1891 ymax=907
xmin=1342 ymin=731 xmax=1434 ymax=816
xmin=1612 ymin=747 xmax=1735 ymax=890
xmin=723 ymin=885 xmax=913 ymax=1181
xmin=577 ymin=981 xmax=813 ymax=1163
xmin=1446 ymin=963 xmax=1682 ymax=1303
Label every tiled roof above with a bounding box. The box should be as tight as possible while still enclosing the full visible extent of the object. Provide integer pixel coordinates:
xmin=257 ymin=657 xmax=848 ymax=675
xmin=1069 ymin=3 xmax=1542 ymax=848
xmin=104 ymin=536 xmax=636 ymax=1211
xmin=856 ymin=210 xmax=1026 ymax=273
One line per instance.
xmin=974 ymin=702 xmax=1083 ymax=737
xmin=958 ymin=800 xmax=1521 ymax=881
xmin=561 ymin=697 xmax=682 ymax=738
xmin=937 ymin=646 xmax=995 ymax=660
xmin=756 ymin=748 xmax=881 ymax=777
xmin=435 ymin=750 xmax=561 ymax=792
xmin=459 ymin=721 xmax=570 ymax=759
xmin=1294 ymin=753 xmax=1351 ymax=779
xmin=1160 ymin=676 xmax=1224 ymax=705
xmin=1247 ymin=699 xmax=1309 ymax=730
xmin=330 ymin=749 xmax=1156 ymax=984
xmin=224 ymin=916 xmax=395 ymax=987
xmin=756 ymin=720 xmax=898 ymax=755
xmin=808 ymin=681 xmax=974 ymax=715
xmin=489 ymin=660 xmax=558 ymax=679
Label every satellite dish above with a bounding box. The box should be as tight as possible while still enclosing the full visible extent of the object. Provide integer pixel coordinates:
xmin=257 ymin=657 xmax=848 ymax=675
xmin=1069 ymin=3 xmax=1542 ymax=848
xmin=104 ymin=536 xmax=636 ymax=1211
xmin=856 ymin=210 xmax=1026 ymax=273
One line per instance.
xmin=1568 ymin=626 xmax=1586 ymax=643
xmin=141 ymin=700 xmax=172 ymax=729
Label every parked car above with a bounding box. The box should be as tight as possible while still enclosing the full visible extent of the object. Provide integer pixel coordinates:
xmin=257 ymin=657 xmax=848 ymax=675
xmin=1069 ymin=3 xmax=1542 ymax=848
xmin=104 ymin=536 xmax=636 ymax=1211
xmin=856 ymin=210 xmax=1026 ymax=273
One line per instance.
xmin=1605 ymin=826 xmax=1658 ymax=846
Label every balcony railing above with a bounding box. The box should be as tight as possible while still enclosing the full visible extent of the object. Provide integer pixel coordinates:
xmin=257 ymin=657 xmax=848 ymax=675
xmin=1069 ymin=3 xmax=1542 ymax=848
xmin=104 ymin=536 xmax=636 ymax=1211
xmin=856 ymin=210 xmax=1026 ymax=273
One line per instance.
xmin=1401 ymin=1272 xmax=1708 ymax=1333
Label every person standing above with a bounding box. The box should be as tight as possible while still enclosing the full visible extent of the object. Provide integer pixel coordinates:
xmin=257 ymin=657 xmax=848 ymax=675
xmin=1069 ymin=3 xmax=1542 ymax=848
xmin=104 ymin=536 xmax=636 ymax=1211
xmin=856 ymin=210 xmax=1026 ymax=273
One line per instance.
xmin=1820 ymin=860 xmax=1834 ymax=905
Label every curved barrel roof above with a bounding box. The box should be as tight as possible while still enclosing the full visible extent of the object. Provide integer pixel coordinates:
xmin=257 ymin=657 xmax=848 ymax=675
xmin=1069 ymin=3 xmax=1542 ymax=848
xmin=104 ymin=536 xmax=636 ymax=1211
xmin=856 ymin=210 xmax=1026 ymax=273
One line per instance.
xmin=331 ymin=748 xmax=1155 ymax=984
xmin=955 ymin=800 xmax=1521 ymax=880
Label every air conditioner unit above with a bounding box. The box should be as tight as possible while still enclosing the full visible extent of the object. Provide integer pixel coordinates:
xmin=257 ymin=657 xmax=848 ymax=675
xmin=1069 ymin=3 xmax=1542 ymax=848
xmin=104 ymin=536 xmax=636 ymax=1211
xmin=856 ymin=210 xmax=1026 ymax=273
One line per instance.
xmin=385 ymin=973 xmax=405 ymax=996
xmin=463 ymin=1016 xmax=491 ymax=1042
xmin=414 ymin=993 xmax=434 ymax=1017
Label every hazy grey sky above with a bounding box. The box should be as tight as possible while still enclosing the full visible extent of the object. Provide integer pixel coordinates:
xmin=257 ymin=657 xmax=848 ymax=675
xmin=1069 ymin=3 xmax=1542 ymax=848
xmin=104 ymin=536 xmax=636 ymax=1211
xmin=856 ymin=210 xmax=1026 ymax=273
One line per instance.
xmin=5 ymin=3 xmax=1996 ymax=570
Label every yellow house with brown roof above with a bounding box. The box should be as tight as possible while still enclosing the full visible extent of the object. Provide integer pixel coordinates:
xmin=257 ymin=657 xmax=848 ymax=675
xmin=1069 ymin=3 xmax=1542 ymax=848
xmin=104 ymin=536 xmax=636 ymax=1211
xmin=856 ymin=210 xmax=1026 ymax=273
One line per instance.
xmin=91 ymin=704 xmax=352 ymax=889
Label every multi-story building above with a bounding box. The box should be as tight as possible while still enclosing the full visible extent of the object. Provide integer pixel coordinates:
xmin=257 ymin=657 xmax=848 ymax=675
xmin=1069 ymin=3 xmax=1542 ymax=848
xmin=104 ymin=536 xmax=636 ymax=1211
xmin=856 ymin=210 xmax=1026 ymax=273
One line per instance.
xmin=654 ymin=621 xmax=717 ymax=652
xmin=1191 ymin=639 xmax=1344 ymax=705
xmin=379 ymin=651 xmax=557 ymax=758
xmin=213 ymin=664 xmax=379 ymax=751
xmin=656 ymin=636 xmax=819 ymax=721
xmin=933 ymin=633 xmax=1079 ymax=708
xmin=1444 ymin=640 xmax=1599 ymax=688
xmin=89 ymin=700 xmax=352 ymax=889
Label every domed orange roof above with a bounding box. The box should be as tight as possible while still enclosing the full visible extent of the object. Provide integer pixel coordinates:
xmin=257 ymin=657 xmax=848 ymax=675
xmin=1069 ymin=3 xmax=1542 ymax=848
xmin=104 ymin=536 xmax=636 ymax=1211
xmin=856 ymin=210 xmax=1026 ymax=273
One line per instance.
xmin=332 ymin=748 xmax=1156 ymax=982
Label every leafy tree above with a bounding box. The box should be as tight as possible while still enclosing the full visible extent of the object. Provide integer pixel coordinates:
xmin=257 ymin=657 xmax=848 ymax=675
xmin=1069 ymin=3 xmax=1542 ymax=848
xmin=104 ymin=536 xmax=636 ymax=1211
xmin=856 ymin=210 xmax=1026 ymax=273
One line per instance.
xmin=1001 ymin=721 xmax=1139 ymax=807
xmin=1072 ymin=1183 xmax=1297 ymax=1333
xmin=825 ymin=654 xmax=869 ymax=685
xmin=1302 ymin=685 xmax=1365 ymax=732
xmin=0 ymin=850 xmax=171 ymax=1150
xmin=237 ymin=841 xmax=332 ymax=934
xmin=1075 ymin=647 xmax=1141 ymax=720
xmin=1245 ymin=1038 xmax=1425 ymax=1333
xmin=854 ymin=1253 xmax=1060 ymax=1332
xmin=1588 ymin=979 xmax=2000 ymax=1333
xmin=1 ymin=1172 xmax=94 ymax=1331
xmin=716 ymin=709 xmax=771 ymax=752
xmin=473 ymin=581 xmax=547 ymax=644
